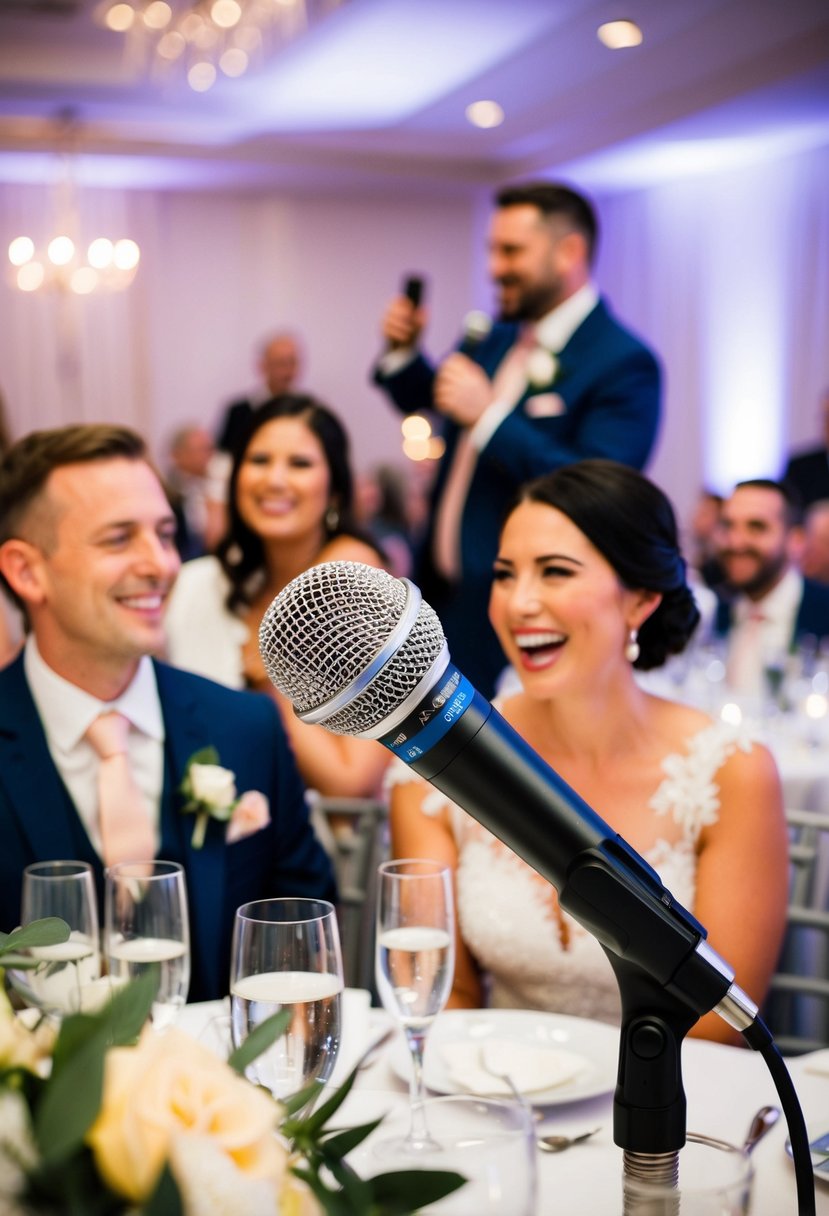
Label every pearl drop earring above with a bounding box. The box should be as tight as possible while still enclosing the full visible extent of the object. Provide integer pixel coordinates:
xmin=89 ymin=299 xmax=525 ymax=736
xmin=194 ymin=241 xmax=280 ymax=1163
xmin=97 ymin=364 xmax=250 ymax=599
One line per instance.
xmin=625 ymin=628 xmax=640 ymax=663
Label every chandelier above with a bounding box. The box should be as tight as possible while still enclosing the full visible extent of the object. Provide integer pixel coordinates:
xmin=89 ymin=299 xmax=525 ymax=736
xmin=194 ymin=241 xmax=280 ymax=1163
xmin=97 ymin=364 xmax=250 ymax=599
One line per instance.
xmin=99 ymin=0 xmax=340 ymax=93
xmin=7 ymin=116 xmax=140 ymax=296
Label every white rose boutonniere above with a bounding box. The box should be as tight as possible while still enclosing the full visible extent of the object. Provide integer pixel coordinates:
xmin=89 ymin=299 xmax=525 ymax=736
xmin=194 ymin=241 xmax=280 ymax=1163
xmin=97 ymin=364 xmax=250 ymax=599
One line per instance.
xmin=526 ymin=346 xmax=559 ymax=390
xmin=180 ymin=748 xmax=270 ymax=849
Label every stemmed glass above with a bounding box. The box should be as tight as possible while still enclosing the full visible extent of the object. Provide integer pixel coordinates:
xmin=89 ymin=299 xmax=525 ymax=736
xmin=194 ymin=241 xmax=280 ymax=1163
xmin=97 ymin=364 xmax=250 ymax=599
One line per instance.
xmin=104 ymin=860 xmax=191 ymax=1030
xmin=230 ymin=898 xmax=343 ymax=1109
xmin=375 ymin=858 xmax=455 ymax=1153
xmin=18 ymin=860 xmax=102 ymax=1016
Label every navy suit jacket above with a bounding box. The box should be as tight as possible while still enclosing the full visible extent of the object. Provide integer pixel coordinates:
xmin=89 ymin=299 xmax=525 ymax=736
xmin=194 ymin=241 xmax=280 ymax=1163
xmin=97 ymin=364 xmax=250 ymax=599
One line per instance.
xmin=0 ymin=655 xmax=336 ymax=1002
xmin=782 ymin=447 xmax=829 ymax=510
xmin=713 ymin=577 xmax=829 ymax=646
xmin=373 ymin=298 xmax=661 ymax=694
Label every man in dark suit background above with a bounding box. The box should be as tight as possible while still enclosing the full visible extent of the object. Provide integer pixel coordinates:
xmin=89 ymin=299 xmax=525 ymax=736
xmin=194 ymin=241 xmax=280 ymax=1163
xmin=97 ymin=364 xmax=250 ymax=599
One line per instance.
xmin=0 ymin=424 xmax=335 ymax=1002
xmin=372 ymin=181 xmax=662 ymax=696
xmin=713 ymin=478 xmax=829 ymax=699
xmin=782 ymin=388 xmax=829 ymax=509
xmin=216 ymin=331 xmax=303 ymax=458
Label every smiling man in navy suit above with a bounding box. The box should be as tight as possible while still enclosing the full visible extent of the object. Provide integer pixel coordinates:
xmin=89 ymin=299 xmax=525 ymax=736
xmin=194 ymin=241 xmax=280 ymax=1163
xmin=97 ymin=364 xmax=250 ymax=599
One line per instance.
xmin=0 ymin=424 xmax=335 ymax=1002
xmin=373 ymin=181 xmax=661 ymax=696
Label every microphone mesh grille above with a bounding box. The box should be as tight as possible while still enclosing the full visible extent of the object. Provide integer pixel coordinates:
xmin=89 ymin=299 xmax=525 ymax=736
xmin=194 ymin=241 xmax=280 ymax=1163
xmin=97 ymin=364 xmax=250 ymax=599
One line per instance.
xmin=258 ymin=561 xmax=446 ymax=736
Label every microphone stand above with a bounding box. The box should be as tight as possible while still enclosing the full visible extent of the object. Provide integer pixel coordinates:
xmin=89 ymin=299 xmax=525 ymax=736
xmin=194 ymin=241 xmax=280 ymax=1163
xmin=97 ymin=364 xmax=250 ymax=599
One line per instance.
xmin=605 ymin=951 xmax=700 ymax=1207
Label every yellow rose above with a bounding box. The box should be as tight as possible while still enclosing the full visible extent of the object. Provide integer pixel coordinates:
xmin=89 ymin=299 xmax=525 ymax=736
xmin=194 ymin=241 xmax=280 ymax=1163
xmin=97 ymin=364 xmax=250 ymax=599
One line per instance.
xmin=0 ymin=991 xmax=55 ymax=1073
xmin=86 ymin=1026 xmax=287 ymax=1205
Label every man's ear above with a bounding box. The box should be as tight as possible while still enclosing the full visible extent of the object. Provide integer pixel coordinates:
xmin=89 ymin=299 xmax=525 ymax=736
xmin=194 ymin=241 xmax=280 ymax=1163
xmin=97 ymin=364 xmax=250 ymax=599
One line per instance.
xmin=0 ymin=540 xmax=47 ymax=608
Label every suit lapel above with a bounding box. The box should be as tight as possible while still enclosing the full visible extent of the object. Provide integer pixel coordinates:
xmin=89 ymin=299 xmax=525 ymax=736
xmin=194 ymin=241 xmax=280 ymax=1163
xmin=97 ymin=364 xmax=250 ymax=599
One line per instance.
xmin=0 ymin=656 xmax=91 ymax=863
xmin=154 ymin=662 xmax=228 ymax=1000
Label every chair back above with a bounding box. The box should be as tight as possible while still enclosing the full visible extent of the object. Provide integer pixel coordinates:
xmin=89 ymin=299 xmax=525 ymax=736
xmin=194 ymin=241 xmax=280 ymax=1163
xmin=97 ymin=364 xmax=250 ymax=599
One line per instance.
xmin=763 ymin=806 xmax=829 ymax=1054
xmin=308 ymin=794 xmax=389 ymax=993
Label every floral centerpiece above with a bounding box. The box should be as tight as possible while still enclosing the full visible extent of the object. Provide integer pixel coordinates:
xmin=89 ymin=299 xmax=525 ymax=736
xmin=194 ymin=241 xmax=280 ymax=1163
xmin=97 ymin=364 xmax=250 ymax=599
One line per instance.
xmin=0 ymin=921 xmax=463 ymax=1215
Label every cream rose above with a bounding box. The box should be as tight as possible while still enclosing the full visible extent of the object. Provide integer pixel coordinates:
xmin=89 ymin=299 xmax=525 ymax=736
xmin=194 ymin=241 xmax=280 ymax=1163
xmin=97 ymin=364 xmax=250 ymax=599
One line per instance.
xmin=0 ymin=991 xmax=55 ymax=1074
xmin=189 ymin=763 xmax=237 ymax=811
xmin=226 ymin=790 xmax=270 ymax=844
xmin=86 ymin=1026 xmax=287 ymax=1206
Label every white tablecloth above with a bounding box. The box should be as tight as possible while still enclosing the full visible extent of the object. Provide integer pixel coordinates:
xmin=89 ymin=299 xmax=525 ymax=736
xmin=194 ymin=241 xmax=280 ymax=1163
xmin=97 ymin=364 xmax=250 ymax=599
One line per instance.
xmin=181 ymin=998 xmax=828 ymax=1216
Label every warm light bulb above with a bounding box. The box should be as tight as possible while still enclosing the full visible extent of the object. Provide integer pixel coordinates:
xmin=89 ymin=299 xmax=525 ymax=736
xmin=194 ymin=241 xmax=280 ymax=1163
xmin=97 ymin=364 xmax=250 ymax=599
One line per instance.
xmin=17 ymin=262 xmax=45 ymax=291
xmin=187 ymin=61 xmax=217 ymax=91
xmin=157 ymin=30 xmax=186 ymax=58
xmin=88 ymin=238 xmax=115 ymax=269
xmin=597 ymin=20 xmax=643 ymax=49
xmin=465 ymin=100 xmax=504 ymax=129
xmin=105 ymin=2 xmax=135 ymax=31
xmin=113 ymin=239 xmax=140 ymax=271
xmin=47 ymin=235 xmax=75 ymax=266
xmin=211 ymin=0 xmax=242 ymax=29
xmin=402 ymin=437 xmax=431 ymax=462
xmin=71 ymin=267 xmax=98 ymax=295
xmin=401 ymin=415 xmax=432 ymax=441
xmin=143 ymin=0 xmax=172 ymax=28
xmin=8 ymin=236 xmax=34 ymax=266
xmin=219 ymin=47 xmax=248 ymax=76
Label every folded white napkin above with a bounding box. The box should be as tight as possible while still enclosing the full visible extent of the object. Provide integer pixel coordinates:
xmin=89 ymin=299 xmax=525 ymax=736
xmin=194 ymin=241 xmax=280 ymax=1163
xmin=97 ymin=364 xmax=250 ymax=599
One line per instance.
xmin=440 ymin=1037 xmax=589 ymax=1096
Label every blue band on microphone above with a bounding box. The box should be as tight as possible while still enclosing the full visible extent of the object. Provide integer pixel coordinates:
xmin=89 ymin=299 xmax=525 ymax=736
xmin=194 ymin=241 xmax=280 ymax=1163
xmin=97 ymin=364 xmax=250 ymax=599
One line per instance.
xmin=380 ymin=669 xmax=476 ymax=762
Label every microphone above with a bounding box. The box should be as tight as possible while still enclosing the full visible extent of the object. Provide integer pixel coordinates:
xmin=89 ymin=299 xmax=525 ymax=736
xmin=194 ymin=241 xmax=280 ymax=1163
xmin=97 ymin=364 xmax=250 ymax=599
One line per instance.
xmin=458 ymin=309 xmax=492 ymax=356
xmin=259 ymin=561 xmax=757 ymax=1034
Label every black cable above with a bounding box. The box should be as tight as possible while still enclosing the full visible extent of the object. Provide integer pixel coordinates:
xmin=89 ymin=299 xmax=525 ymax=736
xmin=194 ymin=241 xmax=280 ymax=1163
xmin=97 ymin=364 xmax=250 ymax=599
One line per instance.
xmin=742 ymin=1014 xmax=816 ymax=1216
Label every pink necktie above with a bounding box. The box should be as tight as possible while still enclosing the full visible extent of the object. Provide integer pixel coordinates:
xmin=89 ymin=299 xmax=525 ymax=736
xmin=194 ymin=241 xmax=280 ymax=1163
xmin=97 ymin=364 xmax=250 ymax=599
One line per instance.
xmin=433 ymin=329 xmax=536 ymax=580
xmin=85 ymin=712 xmax=155 ymax=867
xmin=726 ymin=609 xmax=766 ymax=694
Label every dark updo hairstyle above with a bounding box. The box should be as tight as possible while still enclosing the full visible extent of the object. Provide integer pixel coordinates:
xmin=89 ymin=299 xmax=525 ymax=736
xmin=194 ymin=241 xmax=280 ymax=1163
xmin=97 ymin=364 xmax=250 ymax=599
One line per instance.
xmin=217 ymin=393 xmax=375 ymax=613
xmin=512 ymin=459 xmax=700 ymax=670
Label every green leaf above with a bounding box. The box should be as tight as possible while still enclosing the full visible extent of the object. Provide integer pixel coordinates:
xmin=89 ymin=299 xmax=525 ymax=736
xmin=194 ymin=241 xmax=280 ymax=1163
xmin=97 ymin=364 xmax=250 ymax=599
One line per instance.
xmin=286 ymin=1064 xmax=358 ymax=1138
xmin=226 ymin=1007 xmax=291 ymax=1075
xmin=34 ymin=967 xmax=158 ymax=1165
xmin=0 ymin=918 xmax=70 ymax=957
xmin=317 ymin=1117 xmax=386 ymax=1159
xmin=280 ymin=1079 xmax=326 ymax=1120
xmin=143 ymin=1162 xmax=185 ymax=1216
xmin=369 ymin=1169 xmax=467 ymax=1214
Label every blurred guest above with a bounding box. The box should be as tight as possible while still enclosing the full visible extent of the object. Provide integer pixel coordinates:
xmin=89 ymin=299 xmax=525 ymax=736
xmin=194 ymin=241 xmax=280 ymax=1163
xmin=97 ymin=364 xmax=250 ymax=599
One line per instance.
xmin=782 ymin=388 xmax=829 ymax=509
xmin=165 ymin=424 xmax=225 ymax=560
xmin=801 ymin=498 xmax=829 ymax=584
xmin=387 ymin=460 xmax=787 ymax=1044
xmin=688 ymin=487 xmax=726 ymax=593
xmin=0 ymin=424 xmax=335 ymax=1001
xmin=166 ymin=395 xmax=391 ymax=798
xmin=0 ymin=387 xmax=23 ymax=667
xmin=713 ymin=478 xmax=829 ymax=697
xmin=217 ymin=331 xmax=303 ymax=459
xmin=372 ymin=181 xmax=662 ymax=697
xmin=354 ymin=462 xmax=415 ymax=578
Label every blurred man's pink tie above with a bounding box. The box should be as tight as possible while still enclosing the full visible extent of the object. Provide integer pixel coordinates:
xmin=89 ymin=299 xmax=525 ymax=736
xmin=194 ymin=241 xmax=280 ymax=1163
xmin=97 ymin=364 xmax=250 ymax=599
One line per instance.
xmin=85 ymin=711 xmax=155 ymax=867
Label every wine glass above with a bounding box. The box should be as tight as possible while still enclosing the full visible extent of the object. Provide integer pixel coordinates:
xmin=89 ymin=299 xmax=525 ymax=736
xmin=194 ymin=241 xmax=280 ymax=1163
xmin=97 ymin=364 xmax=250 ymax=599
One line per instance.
xmin=18 ymin=860 xmax=102 ymax=1016
xmin=230 ymin=898 xmax=343 ymax=1109
xmin=104 ymin=860 xmax=191 ymax=1030
xmin=375 ymin=858 xmax=455 ymax=1153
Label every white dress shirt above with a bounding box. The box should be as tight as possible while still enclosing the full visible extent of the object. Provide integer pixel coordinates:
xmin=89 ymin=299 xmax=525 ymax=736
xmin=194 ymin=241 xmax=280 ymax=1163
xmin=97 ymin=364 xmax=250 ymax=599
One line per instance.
xmin=24 ymin=638 xmax=165 ymax=856
xmin=726 ymin=566 xmax=804 ymax=697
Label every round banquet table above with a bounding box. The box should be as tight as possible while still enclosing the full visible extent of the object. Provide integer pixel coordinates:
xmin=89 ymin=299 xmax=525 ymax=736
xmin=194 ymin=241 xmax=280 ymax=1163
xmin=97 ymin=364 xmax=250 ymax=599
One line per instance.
xmin=179 ymin=996 xmax=829 ymax=1216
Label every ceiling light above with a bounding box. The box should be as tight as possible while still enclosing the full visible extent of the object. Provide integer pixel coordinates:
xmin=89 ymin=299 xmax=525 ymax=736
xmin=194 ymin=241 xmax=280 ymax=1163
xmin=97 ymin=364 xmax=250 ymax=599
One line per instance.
xmin=597 ymin=20 xmax=643 ymax=49
xmin=466 ymin=100 xmax=505 ymax=129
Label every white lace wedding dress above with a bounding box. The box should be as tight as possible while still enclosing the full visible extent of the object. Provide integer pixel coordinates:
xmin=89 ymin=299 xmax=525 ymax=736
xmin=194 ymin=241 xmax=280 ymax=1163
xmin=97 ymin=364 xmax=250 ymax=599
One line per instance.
xmin=384 ymin=718 xmax=757 ymax=1023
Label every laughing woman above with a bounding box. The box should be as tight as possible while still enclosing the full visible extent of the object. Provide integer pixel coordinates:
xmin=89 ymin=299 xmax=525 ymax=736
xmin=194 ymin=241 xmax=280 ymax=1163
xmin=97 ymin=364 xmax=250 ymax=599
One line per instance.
xmin=387 ymin=459 xmax=788 ymax=1044
xmin=165 ymin=394 xmax=390 ymax=797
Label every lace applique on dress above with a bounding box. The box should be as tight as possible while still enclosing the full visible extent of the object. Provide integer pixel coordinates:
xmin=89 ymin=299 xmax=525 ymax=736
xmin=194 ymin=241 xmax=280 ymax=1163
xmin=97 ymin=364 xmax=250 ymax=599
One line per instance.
xmin=383 ymin=719 xmax=760 ymax=1021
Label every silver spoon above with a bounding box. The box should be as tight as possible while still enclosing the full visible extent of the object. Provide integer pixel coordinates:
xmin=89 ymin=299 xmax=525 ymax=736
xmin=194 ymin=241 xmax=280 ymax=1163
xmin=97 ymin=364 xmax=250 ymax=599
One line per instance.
xmin=742 ymin=1104 xmax=781 ymax=1155
xmin=537 ymin=1126 xmax=601 ymax=1153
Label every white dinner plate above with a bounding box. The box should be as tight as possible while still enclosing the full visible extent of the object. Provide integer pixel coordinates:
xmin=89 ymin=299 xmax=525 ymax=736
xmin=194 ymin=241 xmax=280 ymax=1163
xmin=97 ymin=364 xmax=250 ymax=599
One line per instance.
xmin=390 ymin=1008 xmax=619 ymax=1107
xmin=785 ymin=1124 xmax=829 ymax=1185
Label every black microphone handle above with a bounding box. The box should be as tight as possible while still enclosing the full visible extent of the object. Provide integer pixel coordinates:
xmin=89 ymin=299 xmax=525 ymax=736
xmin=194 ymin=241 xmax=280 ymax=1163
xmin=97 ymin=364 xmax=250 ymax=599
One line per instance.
xmin=379 ymin=678 xmax=732 ymax=1019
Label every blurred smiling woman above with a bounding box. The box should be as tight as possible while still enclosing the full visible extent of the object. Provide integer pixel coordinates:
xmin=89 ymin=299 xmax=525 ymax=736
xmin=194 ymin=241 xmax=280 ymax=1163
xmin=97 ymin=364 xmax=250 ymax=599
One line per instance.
xmin=165 ymin=394 xmax=390 ymax=797
xmin=388 ymin=459 xmax=789 ymax=1044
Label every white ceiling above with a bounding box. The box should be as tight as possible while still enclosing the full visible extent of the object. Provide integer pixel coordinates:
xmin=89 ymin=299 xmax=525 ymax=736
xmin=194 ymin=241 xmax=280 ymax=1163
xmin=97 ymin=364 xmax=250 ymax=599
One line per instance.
xmin=0 ymin=0 xmax=828 ymax=194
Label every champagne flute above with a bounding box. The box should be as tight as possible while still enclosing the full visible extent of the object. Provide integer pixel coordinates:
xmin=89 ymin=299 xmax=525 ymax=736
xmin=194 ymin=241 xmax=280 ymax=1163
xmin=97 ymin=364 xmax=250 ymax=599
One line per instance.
xmin=230 ymin=898 xmax=343 ymax=1109
xmin=104 ymin=860 xmax=191 ymax=1030
xmin=375 ymin=858 xmax=455 ymax=1153
xmin=18 ymin=860 xmax=102 ymax=1015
